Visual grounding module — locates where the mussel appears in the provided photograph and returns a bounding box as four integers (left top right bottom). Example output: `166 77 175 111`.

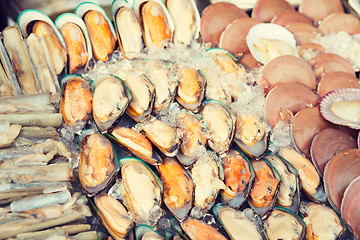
180 217 227 240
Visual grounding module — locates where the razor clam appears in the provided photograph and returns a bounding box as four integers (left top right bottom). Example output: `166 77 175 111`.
143 60 178 114
249 159 280 219
61 75 92 127
264 207 306 240
141 116 180 157
115 157 163 225
176 67 206 112
2 25 38 95
124 71 155 122
94 193 133 240
55 13 92 74
0 122 21 149
213 205 264 240
165 0 200 45
79 133 119 196
135 0 175 48
176 113 206 166
220 149 255 209
0 63 12 97
75 2 117 62
108 126 162 165
234 114 268 158
158 157 193 221
201 100 236 154
112 0 143 57
92 75 131 133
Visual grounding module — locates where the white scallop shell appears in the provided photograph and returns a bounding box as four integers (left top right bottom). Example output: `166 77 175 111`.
320 88 360 129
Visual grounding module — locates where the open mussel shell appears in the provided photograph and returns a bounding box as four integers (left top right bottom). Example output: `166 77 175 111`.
248 158 281 219
79 132 119 197
201 100 236 154
158 157 193 221
310 128 357 177
264 206 306 240
118 157 163 225
341 176 360 239
108 126 162 165
246 23 298 64
112 0 143 57
94 193 133 239
212 204 264 240
134 0 175 48
234 114 268 158
279 147 327 203
75 2 117 62
301 201 346 240
220 149 255 209
324 148 360 213
320 88 360 129
179 217 227 240
135 224 164 240
60 74 92 127
92 75 131 133
55 13 93 73
264 152 301 213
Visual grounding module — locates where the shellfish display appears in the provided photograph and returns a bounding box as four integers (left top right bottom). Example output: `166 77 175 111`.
1 0 360 239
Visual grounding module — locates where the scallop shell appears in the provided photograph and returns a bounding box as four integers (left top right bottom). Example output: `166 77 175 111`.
319 88 360 129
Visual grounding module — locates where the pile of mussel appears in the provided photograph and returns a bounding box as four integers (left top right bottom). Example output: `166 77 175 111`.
1 0 360 239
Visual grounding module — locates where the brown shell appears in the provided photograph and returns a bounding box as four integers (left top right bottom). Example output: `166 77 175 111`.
317 72 359 98
271 10 313 27
318 13 360 34
299 0 344 22
286 23 321 45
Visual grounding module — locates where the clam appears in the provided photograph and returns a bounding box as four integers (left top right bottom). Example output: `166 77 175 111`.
271 10 313 27
299 0 344 21
135 0 174 48
264 207 306 240
318 13 360 34
246 23 298 65
180 217 227 240
201 100 236 154
252 0 295 22
301 202 345 240
17 9 67 75
92 75 131 133
79 133 119 196
124 71 155 122
158 157 193 221
317 72 359 98
220 149 255 209
176 67 206 112
286 23 321 45
213 205 263 240
60 75 92 127
112 0 143 57
141 116 180 157
108 126 162 165
234 114 268 158
279 147 327 203
264 154 300 212
55 13 92 74
248 159 280 218
320 88 360 129
75 2 117 62
135 225 164 240
117 157 163 225
94 193 133 239
176 113 206 166
165 0 200 45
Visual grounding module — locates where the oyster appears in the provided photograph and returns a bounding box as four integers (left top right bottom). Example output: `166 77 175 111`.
112 0 143 57
92 75 131 133
201 100 236 154
61 75 92 126
264 207 306 240
76 2 117 62
118 158 163 225
94 193 133 239
158 157 193 221
180 217 227 240
56 13 92 74
79 133 119 196
176 67 206 112
109 126 162 165
220 149 254 209
301 202 344 240
141 116 180 157
176 113 206 166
